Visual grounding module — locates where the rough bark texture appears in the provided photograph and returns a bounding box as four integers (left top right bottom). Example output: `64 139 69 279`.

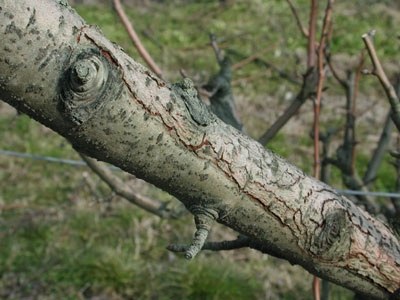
0 1 399 298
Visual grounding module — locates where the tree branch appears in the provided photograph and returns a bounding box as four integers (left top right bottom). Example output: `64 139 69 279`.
81 154 180 218
113 0 163 78
258 67 318 145
286 0 309 38
362 31 400 132
203 35 243 131
313 0 335 179
307 0 318 68
363 111 393 186
1 2 399 298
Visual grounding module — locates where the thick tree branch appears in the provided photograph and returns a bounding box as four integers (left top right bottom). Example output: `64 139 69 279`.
0 1 399 298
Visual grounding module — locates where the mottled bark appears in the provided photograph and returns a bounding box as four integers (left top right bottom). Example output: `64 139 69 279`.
0 1 399 299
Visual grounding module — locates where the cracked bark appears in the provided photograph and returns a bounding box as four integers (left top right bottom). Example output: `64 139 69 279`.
0 1 399 299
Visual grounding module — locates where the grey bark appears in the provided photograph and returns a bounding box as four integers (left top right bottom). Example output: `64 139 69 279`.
0 1 399 298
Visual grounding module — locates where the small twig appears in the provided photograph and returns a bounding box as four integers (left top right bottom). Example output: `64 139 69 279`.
325 50 348 89
113 0 163 78
362 31 400 131
204 35 243 131
286 0 309 38
226 48 302 85
209 33 224 64
231 48 270 71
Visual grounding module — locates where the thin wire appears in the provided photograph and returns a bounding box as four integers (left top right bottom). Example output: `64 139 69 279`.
1 149 400 198
0 149 120 171
337 189 400 199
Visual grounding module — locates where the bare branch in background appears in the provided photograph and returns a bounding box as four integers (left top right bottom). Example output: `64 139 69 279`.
258 67 318 145
362 31 400 131
80 154 181 219
364 111 393 186
313 0 335 179
319 128 339 184
257 0 321 146
286 0 309 38
227 48 302 85
231 48 270 71
328 66 379 213
325 52 348 88
307 0 318 69
203 35 243 131
113 0 163 78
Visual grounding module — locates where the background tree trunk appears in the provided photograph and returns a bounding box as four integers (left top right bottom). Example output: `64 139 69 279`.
0 1 399 298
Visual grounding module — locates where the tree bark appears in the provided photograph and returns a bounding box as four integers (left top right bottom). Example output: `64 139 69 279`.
0 1 399 298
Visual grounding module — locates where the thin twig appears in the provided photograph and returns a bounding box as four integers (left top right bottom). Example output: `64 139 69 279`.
226 48 302 85
362 31 400 131
81 154 177 218
231 48 270 71
325 51 348 88
113 0 163 78
286 0 309 38
204 35 243 131
209 33 224 64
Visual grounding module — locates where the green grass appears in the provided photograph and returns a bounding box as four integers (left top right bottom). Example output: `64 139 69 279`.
1 0 399 298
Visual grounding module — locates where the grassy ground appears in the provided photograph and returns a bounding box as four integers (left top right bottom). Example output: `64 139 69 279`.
1 0 400 299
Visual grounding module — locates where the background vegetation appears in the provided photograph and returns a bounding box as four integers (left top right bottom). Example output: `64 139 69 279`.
1 0 399 298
